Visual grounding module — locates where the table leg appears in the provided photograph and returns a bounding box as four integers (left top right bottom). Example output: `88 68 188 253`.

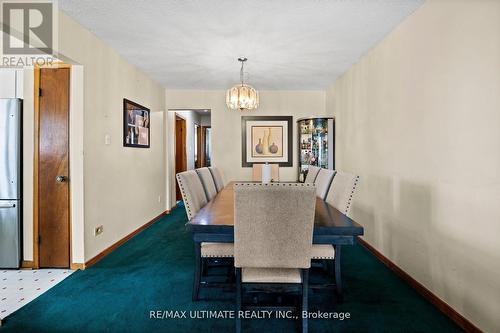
192 241 201 301
334 245 343 302
302 269 309 333
201 257 207 276
235 268 242 333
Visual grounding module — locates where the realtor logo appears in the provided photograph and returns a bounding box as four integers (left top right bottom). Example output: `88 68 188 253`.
2 1 53 55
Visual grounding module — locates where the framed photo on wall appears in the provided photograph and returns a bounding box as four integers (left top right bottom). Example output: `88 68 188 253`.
123 98 150 148
241 116 293 167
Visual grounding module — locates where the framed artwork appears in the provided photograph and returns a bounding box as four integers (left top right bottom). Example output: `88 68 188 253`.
123 98 150 148
241 116 293 167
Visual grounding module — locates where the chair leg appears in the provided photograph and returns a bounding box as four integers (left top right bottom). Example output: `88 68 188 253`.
192 242 201 301
235 268 242 333
334 245 343 303
302 269 309 333
201 258 207 276
322 259 328 272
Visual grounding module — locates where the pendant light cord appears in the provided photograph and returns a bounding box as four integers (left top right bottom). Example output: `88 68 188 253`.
240 60 244 86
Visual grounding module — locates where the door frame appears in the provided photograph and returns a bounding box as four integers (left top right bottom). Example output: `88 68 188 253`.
33 63 72 269
196 125 211 167
202 126 211 167
195 124 203 168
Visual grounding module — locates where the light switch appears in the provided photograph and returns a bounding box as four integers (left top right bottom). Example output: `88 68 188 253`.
104 134 111 145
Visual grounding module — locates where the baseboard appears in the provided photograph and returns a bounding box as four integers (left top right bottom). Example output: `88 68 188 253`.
22 260 84 270
21 260 35 269
357 237 482 333
85 210 170 269
70 263 85 270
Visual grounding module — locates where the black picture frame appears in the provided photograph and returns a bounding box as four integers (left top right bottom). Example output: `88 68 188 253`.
123 98 150 148
241 116 293 167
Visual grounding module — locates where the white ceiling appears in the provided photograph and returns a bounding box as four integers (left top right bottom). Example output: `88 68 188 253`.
59 0 424 90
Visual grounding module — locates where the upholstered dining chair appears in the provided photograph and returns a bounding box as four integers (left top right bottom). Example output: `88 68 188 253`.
234 183 316 333
252 163 280 182
314 168 336 200
208 166 225 192
312 171 360 301
176 170 234 301
196 167 218 201
304 165 320 183
309 168 337 276
176 170 207 220
325 171 360 217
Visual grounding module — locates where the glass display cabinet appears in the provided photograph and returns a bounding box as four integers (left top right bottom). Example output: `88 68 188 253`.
297 117 335 182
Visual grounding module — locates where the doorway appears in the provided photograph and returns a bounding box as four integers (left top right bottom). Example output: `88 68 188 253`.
196 125 211 168
170 109 211 203
175 115 187 200
35 67 71 268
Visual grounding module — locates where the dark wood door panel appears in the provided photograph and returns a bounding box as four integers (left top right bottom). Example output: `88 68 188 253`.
175 116 187 201
38 68 70 268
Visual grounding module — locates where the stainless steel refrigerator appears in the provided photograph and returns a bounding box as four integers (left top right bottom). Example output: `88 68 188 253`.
0 98 22 268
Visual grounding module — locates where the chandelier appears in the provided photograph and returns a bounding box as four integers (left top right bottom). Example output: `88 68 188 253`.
226 57 259 111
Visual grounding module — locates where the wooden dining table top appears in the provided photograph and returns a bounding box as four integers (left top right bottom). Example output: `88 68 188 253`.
186 182 364 237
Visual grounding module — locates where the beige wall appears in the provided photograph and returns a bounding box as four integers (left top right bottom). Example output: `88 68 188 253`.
326 0 500 331
16 12 166 264
58 12 167 261
165 90 326 208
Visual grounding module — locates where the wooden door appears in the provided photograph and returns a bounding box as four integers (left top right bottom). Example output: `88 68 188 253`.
38 68 70 268
175 116 187 200
196 125 204 168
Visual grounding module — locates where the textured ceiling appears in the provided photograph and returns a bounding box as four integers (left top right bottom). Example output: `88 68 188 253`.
59 0 423 90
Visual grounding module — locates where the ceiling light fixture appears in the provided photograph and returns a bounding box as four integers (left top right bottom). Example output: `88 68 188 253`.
226 57 259 111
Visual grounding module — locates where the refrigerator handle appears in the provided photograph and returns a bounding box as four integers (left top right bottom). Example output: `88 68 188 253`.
0 203 16 208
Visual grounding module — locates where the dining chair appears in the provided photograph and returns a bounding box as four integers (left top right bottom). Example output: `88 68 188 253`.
176 170 234 301
309 168 336 279
312 171 360 301
314 168 336 200
196 167 218 201
325 171 360 217
176 170 207 220
234 183 316 333
208 166 225 192
252 163 280 182
304 165 320 183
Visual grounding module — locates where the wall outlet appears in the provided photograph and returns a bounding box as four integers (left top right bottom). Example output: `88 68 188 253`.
94 225 103 236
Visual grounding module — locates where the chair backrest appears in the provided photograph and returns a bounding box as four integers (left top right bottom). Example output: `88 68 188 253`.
304 165 320 183
325 171 360 216
314 169 336 200
209 166 225 192
252 164 280 182
176 170 208 220
234 183 316 269
196 167 218 201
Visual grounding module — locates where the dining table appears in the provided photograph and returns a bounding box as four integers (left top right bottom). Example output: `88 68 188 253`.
185 181 364 300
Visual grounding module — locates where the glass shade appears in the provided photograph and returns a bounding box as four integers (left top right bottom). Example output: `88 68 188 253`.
226 84 259 111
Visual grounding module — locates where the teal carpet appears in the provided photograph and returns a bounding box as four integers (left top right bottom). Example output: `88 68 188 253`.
1 204 463 333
